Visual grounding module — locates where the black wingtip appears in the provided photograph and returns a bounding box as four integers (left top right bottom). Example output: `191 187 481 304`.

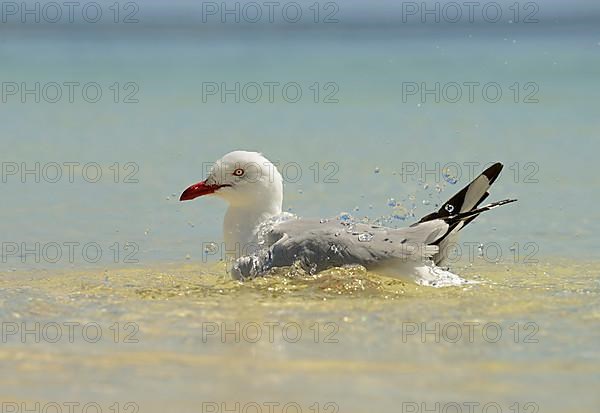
483 162 503 185
483 162 503 183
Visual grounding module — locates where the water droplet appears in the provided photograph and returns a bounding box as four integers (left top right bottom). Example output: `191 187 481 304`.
422 200 430 205
387 198 396 207
319 218 329 224
353 206 360 212
423 183 429 190
187 221 195 228
297 189 303 194
442 169 458 184
358 233 374 242
445 204 454 213
339 212 352 222
185 254 191 260
374 167 380 174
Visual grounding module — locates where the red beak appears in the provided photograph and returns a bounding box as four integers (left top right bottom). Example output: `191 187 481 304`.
180 180 228 201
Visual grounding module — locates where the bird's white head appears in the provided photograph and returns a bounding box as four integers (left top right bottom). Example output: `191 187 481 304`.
180 151 284 248
180 150 283 207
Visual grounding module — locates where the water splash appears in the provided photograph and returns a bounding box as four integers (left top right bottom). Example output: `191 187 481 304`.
442 169 459 184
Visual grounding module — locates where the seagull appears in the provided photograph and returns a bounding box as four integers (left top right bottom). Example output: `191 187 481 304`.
180 151 516 286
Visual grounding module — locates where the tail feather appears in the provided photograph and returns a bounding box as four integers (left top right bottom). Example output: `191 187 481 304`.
411 162 515 265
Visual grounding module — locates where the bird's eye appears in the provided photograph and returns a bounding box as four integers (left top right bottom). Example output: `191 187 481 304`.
233 168 245 177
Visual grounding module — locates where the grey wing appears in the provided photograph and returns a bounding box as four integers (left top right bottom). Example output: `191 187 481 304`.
231 218 449 280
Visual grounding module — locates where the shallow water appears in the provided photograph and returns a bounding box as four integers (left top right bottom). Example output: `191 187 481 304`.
1 259 598 412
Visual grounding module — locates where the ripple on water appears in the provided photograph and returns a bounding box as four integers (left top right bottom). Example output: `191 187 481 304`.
1 259 597 305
